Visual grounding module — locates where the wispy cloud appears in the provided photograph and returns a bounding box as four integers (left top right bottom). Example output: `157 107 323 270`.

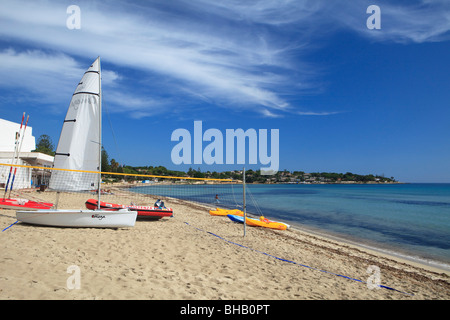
0 0 320 118
0 48 119 113
0 0 448 119
296 111 343 116
329 0 450 43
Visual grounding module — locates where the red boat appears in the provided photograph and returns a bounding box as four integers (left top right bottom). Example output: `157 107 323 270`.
85 199 173 219
0 198 53 210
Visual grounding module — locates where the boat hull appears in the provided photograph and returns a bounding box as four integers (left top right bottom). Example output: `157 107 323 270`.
245 217 288 230
0 198 53 210
227 214 245 223
227 214 288 230
85 199 173 219
209 207 243 216
16 209 137 228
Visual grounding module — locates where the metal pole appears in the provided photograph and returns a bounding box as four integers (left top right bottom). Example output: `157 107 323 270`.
3 113 25 200
243 167 246 237
8 115 29 198
55 191 60 209
97 57 102 210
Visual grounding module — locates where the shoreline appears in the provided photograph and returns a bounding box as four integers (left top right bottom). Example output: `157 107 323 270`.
23 185 450 275
127 186 450 275
233 208 450 276
166 197 450 278
123 184 450 275
285 221 450 276
154 184 450 275
1 190 449 300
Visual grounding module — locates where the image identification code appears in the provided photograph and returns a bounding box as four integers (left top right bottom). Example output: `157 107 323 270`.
180 304 270 317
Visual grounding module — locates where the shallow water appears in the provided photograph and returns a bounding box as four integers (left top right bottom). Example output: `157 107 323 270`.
131 183 450 269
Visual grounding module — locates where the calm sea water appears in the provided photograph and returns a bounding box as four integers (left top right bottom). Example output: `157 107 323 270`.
131 183 450 270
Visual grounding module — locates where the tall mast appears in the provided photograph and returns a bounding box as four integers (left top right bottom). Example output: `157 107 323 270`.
97 56 102 210
49 56 105 192
243 167 246 237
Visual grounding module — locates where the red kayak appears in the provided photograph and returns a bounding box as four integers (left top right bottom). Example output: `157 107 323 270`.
0 198 53 210
85 199 173 219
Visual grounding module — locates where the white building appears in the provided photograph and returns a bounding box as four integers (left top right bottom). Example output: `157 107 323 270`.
0 118 54 189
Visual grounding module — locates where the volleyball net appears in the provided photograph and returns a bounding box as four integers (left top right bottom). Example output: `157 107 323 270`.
0 162 262 214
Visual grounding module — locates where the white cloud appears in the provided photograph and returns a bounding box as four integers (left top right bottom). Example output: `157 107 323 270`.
0 0 448 119
0 48 120 113
179 0 325 26
0 0 312 118
0 49 82 103
296 111 342 116
328 0 450 43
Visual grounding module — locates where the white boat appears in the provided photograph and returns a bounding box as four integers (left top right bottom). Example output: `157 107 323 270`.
17 57 137 228
16 209 136 228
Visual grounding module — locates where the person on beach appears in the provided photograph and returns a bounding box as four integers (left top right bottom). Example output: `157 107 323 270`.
154 199 165 208
215 194 220 204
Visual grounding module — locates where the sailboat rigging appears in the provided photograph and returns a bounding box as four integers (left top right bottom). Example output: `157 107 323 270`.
16 57 137 228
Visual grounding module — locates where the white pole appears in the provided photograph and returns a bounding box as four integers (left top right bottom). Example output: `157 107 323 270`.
16 115 30 162
97 57 102 210
243 167 246 237
3 113 25 199
8 114 29 198
11 113 25 165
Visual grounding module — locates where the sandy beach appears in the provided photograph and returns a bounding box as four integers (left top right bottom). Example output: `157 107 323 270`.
1 190 449 301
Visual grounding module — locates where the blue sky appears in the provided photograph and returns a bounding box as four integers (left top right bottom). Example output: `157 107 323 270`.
0 0 449 182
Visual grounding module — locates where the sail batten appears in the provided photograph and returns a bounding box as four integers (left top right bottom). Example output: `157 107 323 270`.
73 92 100 96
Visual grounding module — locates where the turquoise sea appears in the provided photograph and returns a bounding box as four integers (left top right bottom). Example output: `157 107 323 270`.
131 183 450 270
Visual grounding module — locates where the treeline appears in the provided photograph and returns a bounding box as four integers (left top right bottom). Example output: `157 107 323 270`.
104 163 241 181
35 135 397 184
286 171 396 183
227 170 396 184
103 159 397 184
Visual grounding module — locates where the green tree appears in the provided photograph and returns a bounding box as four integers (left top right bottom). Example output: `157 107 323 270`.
110 159 119 172
193 167 205 178
33 134 55 156
101 147 111 172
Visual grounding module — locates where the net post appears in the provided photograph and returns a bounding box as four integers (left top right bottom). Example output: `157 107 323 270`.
243 167 246 237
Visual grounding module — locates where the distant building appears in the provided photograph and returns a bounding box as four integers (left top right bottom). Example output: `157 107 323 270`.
0 118 54 189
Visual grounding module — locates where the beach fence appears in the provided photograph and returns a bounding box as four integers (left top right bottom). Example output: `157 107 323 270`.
0 162 250 213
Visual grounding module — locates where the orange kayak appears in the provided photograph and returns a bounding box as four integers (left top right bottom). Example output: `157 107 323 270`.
245 216 288 230
209 207 244 216
227 214 288 230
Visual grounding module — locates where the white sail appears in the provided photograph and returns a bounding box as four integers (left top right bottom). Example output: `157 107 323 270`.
49 58 101 191
16 57 137 229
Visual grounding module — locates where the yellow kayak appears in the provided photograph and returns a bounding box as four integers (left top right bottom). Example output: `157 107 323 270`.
245 216 288 230
209 208 244 216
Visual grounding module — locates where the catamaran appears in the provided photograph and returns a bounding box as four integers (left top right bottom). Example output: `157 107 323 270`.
16 57 137 228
